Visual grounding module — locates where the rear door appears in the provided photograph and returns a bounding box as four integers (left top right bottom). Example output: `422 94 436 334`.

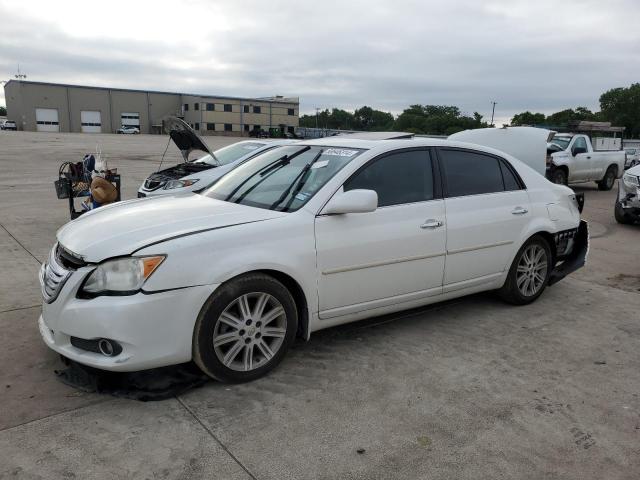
438 148 531 291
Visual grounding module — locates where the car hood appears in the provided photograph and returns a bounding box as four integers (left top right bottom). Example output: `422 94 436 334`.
165 116 213 162
626 164 640 176
57 194 286 262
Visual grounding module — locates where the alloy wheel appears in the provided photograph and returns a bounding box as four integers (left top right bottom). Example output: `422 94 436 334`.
516 244 548 297
212 292 287 372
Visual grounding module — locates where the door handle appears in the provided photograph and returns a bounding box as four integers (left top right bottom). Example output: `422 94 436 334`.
586 156 591 159
420 219 443 229
511 206 528 215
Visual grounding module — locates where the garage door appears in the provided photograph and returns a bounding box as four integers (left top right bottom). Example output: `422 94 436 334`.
121 112 140 127
35 108 59 132
81 111 102 133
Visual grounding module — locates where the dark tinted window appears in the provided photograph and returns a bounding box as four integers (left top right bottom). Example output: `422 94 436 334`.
344 150 433 207
574 136 587 151
243 105 249 113
183 104 189 111
288 108 295 116
224 123 232 131
253 106 261 114
224 104 232 112
194 103 199 111
207 123 215 131
206 103 214 111
194 122 200 130
440 149 504 197
499 160 521 191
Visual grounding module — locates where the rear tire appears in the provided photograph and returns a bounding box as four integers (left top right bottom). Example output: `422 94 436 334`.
597 166 616 191
499 236 552 305
614 201 631 224
193 273 297 383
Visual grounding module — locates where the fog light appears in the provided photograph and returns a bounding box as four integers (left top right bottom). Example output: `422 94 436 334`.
97 338 121 357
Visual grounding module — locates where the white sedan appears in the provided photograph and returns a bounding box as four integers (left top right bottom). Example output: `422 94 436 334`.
39 137 587 382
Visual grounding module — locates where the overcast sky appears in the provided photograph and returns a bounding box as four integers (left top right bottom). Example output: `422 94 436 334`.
1 0 638 125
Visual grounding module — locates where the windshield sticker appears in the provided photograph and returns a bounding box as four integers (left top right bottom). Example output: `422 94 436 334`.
295 192 310 201
324 148 358 157
311 160 330 169
243 145 260 150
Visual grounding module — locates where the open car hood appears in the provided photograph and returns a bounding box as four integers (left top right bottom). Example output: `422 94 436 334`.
164 116 213 162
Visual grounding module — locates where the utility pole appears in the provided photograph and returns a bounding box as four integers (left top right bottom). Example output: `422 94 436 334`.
490 101 497 127
315 107 320 131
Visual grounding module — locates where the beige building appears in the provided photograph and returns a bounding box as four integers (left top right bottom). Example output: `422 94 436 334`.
3 80 299 136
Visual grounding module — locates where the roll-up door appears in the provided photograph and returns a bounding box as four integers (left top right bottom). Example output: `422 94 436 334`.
121 112 140 127
35 108 59 132
81 111 102 133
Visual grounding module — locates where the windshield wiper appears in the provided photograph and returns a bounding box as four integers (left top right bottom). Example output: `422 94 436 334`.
259 146 310 177
270 149 324 211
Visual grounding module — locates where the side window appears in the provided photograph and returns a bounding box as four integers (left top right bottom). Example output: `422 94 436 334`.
573 136 587 152
344 150 434 207
499 160 522 191
440 149 504 197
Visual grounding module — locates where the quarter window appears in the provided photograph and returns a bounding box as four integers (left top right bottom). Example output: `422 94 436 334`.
440 149 505 197
499 160 522 191
344 150 434 207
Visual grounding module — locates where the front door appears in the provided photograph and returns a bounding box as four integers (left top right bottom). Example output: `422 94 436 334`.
315 149 446 319
438 148 532 290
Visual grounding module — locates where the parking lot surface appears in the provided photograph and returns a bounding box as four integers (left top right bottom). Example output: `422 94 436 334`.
0 131 638 479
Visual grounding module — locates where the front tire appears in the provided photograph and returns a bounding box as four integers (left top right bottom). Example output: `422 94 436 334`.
597 166 616 191
614 201 631 224
499 236 552 305
551 168 567 185
193 273 297 383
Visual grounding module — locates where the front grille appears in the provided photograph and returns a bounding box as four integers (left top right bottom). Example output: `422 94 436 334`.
40 244 73 303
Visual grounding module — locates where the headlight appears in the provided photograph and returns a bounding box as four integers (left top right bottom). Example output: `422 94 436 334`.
82 256 165 295
622 173 639 189
164 179 199 190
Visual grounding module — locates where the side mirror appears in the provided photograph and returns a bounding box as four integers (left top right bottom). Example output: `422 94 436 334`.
322 189 378 215
572 146 587 156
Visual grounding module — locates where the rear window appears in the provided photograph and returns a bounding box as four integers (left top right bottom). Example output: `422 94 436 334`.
440 149 505 197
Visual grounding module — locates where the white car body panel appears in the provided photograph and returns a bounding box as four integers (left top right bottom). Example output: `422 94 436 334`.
449 126 553 176
40 136 583 372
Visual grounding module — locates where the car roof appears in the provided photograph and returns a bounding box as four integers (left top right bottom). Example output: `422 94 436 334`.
296 136 451 149
335 131 414 140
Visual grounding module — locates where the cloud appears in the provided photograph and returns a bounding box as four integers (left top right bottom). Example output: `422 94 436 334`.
1 0 639 125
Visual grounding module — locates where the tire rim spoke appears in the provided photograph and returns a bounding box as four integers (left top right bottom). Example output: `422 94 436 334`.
213 291 287 372
516 244 547 297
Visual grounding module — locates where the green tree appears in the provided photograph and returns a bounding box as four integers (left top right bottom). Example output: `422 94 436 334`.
545 107 598 126
511 111 546 126
600 83 640 137
0 106 6 116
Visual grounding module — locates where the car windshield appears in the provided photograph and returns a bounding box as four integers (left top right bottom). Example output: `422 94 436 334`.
197 142 266 166
204 145 365 211
549 136 571 149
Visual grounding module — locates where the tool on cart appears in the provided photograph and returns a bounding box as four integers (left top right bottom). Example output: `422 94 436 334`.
54 150 121 219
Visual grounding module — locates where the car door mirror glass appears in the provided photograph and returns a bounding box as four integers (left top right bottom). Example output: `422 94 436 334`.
322 189 378 215
572 146 587 156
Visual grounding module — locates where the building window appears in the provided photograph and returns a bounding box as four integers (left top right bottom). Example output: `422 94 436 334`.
224 123 232 132
194 103 199 111
253 106 261 114
207 123 215 131
184 103 189 111
194 123 200 130
243 124 250 132
288 108 295 116
206 103 215 111
243 105 249 113
224 104 232 112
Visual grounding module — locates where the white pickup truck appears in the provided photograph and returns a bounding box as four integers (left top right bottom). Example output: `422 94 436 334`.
546 133 625 190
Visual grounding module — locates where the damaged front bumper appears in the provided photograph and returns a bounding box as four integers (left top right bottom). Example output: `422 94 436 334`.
548 220 589 286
